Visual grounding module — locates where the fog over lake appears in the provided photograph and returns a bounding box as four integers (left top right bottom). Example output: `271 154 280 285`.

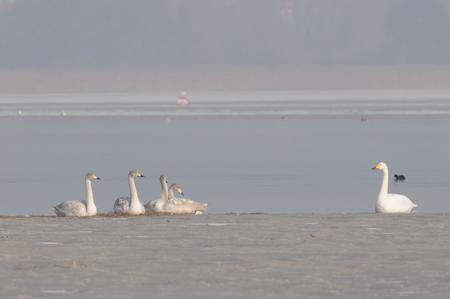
1 0 450 68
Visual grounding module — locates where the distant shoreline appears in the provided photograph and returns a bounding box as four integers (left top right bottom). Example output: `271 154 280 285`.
0 90 450 118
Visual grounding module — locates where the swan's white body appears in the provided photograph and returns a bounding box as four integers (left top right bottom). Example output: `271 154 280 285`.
373 162 417 214
114 170 145 215
168 188 208 215
144 185 185 212
54 173 100 217
145 177 208 214
168 198 208 215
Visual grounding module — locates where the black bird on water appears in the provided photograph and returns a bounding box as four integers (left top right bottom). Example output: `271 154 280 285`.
394 174 406 182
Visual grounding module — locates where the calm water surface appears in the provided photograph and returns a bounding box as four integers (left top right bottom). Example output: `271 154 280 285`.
0 117 449 215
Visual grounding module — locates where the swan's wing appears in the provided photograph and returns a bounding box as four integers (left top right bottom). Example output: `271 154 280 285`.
166 198 208 214
171 197 195 205
174 197 208 210
388 193 415 205
114 197 130 213
54 200 86 217
386 193 417 212
171 198 191 205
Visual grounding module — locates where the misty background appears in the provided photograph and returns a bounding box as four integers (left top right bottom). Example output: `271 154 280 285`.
1 1 450 215
1 0 450 92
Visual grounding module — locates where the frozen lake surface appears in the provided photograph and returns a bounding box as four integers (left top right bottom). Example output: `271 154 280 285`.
1 214 450 298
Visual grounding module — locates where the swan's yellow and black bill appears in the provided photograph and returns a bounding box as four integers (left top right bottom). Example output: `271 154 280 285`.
372 163 383 170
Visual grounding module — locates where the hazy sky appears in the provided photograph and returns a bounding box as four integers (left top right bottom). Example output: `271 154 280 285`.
1 0 450 69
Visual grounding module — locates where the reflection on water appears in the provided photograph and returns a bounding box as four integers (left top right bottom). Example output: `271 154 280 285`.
0 117 449 215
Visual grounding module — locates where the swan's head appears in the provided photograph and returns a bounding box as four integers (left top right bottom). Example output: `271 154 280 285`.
129 170 145 178
86 172 101 181
169 183 184 196
372 162 387 171
160 175 169 185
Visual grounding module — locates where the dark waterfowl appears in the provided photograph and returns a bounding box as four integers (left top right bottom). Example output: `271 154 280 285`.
394 174 406 182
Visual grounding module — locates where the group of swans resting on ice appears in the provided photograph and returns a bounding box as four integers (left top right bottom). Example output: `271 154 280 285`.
53 170 208 217
53 161 417 217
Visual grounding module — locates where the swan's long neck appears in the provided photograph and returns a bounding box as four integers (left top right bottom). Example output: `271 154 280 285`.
85 179 96 213
168 189 176 200
129 175 139 205
379 167 389 198
161 180 169 202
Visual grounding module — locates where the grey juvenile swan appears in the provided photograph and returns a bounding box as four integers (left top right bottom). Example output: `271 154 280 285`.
114 170 146 215
53 173 101 217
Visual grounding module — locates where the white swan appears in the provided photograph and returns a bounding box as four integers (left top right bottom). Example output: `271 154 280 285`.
144 175 170 213
144 182 181 211
54 173 100 217
145 175 208 214
168 183 208 215
113 170 145 215
372 162 417 213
